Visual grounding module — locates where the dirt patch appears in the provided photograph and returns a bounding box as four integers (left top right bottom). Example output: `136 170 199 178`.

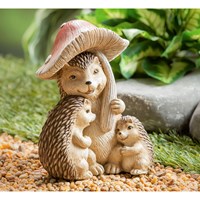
0 133 199 191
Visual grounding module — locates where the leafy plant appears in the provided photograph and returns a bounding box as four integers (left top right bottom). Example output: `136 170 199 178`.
22 9 81 65
23 9 200 83
78 9 200 83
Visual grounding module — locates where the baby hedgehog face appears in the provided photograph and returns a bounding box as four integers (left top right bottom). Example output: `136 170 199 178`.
116 116 140 145
75 99 96 128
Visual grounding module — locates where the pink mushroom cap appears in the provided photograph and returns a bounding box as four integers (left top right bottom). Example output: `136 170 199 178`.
36 19 129 79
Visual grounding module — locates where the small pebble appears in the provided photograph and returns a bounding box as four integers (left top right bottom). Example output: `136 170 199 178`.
151 176 158 184
19 173 28 179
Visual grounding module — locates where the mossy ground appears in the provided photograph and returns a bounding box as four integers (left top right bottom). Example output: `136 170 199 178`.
0 55 199 174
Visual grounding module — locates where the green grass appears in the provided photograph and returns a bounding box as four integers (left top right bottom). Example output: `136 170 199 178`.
149 131 200 174
0 55 59 142
0 56 200 174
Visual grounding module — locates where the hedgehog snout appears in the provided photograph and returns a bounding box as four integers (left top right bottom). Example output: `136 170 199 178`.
90 113 96 122
85 81 92 85
117 131 128 141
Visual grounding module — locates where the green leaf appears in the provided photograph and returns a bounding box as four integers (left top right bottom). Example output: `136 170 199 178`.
128 9 166 36
122 28 160 42
120 41 162 79
122 29 143 41
181 9 200 31
102 18 126 26
77 10 99 26
165 9 179 34
182 29 200 42
110 56 123 79
128 21 157 35
109 22 134 36
162 34 183 58
170 61 195 82
179 9 190 22
142 58 194 84
95 9 128 25
79 9 133 36
142 58 169 83
120 59 139 79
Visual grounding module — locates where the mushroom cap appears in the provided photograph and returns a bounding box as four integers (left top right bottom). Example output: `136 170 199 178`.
36 19 129 79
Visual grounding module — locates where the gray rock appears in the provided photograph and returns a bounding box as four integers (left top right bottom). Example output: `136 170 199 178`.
116 70 200 134
189 102 200 141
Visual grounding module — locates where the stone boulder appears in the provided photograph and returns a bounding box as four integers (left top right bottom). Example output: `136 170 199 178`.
116 70 200 134
189 102 200 141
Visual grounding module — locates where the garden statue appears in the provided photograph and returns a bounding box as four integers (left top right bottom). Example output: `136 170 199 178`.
105 115 154 175
37 19 153 180
39 96 99 180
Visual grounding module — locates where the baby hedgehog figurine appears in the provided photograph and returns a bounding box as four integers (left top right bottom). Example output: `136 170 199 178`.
38 96 96 180
105 115 154 175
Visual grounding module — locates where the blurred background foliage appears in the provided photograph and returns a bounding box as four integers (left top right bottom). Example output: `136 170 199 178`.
22 9 200 84
22 9 81 65
0 9 36 57
1 9 200 83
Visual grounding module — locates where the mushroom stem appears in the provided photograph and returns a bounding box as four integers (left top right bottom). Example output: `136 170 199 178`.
95 51 117 133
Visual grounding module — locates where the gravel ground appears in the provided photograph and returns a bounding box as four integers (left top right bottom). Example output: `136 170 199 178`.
0 133 199 192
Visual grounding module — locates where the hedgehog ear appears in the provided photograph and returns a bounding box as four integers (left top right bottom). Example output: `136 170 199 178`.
127 118 133 123
84 99 91 106
93 56 100 65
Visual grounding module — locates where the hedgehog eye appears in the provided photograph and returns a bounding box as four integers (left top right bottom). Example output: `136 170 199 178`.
86 109 90 113
127 126 133 130
93 69 99 74
69 75 76 80
116 128 120 133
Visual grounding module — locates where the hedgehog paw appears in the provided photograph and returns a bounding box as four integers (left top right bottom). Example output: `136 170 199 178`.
104 163 121 174
83 171 93 179
90 163 104 176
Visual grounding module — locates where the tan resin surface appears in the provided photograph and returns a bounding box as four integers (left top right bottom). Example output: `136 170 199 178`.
39 96 105 180
105 116 154 175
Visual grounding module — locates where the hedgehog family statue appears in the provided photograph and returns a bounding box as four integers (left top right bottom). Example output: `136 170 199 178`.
36 19 153 180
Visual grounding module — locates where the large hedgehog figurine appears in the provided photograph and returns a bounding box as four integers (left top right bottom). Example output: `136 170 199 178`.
105 115 154 175
38 96 97 180
36 20 129 172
